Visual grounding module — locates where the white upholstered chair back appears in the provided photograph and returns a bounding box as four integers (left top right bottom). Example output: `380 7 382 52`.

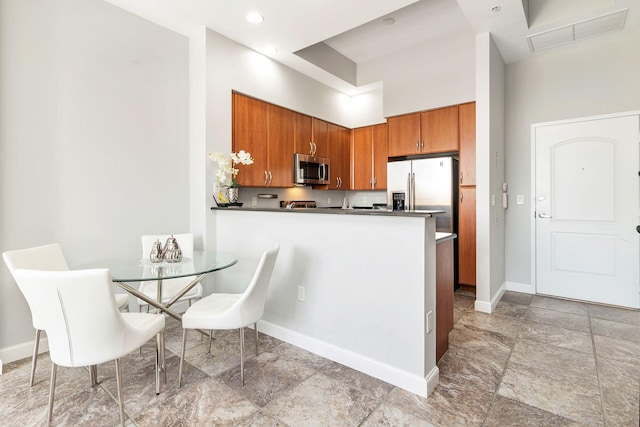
3 243 69 330
12 268 131 367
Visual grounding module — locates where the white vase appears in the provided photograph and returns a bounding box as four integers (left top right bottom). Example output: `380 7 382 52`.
227 187 239 203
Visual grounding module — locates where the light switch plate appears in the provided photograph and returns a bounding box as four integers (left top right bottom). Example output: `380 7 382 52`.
517 195 524 205
426 311 433 333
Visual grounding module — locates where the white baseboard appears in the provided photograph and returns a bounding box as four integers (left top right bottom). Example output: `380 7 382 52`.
0 336 49 368
474 282 507 313
258 320 438 398
506 281 535 294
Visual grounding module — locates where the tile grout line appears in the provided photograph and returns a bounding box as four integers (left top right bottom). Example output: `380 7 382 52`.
478 301 529 427
588 310 608 427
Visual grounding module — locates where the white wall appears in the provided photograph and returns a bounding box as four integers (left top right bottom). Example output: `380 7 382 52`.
214 210 438 396
475 33 506 313
0 0 189 359
504 28 640 288
358 26 476 118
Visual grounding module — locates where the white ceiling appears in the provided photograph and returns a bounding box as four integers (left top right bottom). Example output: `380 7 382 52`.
102 0 640 95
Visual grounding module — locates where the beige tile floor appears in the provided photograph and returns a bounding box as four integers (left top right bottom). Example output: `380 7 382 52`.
1 291 638 426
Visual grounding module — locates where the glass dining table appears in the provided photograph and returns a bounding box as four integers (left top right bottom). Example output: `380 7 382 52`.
79 251 238 321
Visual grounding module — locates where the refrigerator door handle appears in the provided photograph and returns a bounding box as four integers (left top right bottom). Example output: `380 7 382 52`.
411 172 416 210
406 173 412 210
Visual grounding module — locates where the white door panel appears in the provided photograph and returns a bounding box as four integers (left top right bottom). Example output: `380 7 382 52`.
535 115 639 308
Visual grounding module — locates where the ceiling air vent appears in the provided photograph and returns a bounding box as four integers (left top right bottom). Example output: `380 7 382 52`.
527 8 628 52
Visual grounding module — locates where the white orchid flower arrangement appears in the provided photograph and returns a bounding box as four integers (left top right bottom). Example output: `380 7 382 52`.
208 150 254 188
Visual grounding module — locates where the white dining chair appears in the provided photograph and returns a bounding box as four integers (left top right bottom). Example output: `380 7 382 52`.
138 233 202 311
2 243 129 387
178 244 279 387
12 268 165 427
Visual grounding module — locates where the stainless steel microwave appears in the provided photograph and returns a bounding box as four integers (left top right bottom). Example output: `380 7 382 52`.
294 153 330 185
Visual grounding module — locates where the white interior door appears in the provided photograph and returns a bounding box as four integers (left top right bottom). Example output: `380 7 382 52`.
535 115 639 308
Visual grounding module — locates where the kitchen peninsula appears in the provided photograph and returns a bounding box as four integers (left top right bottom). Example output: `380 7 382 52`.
211 207 440 397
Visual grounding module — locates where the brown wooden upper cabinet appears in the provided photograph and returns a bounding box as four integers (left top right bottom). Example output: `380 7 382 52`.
458 102 476 186
232 93 293 188
351 123 388 190
311 117 329 157
266 104 294 187
328 123 350 189
232 93 268 187
295 116 329 157
293 112 312 156
388 105 459 157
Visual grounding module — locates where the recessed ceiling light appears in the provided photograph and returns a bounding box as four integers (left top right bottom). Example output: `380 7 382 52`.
382 17 395 25
246 12 264 24
491 5 501 13
264 46 278 55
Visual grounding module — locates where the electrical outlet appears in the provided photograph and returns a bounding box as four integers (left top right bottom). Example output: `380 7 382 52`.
426 311 433 333
516 195 524 205
297 286 305 302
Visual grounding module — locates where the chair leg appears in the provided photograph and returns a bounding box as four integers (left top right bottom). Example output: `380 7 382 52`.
155 332 161 395
30 329 41 387
160 330 166 385
254 322 259 355
115 358 125 426
178 329 187 388
239 328 245 386
89 365 97 388
46 363 57 427
207 329 213 354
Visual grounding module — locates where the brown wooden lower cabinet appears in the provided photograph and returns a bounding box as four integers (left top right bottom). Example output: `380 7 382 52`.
436 238 454 362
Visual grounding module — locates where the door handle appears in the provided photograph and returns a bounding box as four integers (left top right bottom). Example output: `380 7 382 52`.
411 173 416 210
268 171 273 185
538 213 552 218
264 170 268 185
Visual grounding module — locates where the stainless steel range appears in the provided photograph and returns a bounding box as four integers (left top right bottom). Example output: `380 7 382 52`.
279 200 317 209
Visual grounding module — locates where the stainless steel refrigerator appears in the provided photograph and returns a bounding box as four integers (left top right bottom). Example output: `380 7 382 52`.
386 156 458 233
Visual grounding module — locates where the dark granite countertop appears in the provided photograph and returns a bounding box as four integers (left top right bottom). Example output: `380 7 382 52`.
210 206 444 217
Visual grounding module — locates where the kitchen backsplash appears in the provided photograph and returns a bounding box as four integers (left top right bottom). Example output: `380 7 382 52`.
225 187 386 209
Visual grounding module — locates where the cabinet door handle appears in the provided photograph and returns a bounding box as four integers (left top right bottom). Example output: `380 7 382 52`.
460 172 463 184
460 193 463 203
309 141 313 155
538 213 552 218
264 170 268 185
421 140 424 151
415 141 419 151
313 142 317 155
268 171 273 185
339 177 342 188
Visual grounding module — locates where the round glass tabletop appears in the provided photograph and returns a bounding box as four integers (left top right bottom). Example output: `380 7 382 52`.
78 251 238 282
